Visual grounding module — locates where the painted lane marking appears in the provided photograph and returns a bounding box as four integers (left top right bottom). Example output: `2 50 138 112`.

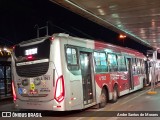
75 87 157 120
75 117 84 120
105 89 151 111
120 90 150 105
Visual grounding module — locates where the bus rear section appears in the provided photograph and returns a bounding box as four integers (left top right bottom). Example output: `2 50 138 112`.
12 36 66 111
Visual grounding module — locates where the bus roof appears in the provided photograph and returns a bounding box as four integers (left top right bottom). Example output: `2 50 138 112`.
53 33 145 58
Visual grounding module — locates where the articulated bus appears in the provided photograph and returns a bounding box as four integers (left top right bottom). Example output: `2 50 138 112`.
11 33 146 111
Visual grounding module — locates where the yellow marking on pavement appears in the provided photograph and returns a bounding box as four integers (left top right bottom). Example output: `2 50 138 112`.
88 118 94 120
147 91 157 95
104 89 151 111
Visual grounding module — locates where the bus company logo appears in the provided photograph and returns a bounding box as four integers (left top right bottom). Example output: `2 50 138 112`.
1 112 42 117
2 112 11 117
121 75 127 80
99 76 106 81
110 74 119 80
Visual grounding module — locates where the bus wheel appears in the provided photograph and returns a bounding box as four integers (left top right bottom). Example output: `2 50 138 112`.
112 86 118 103
99 88 107 108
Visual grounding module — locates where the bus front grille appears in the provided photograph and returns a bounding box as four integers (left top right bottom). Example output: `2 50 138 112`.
16 62 49 77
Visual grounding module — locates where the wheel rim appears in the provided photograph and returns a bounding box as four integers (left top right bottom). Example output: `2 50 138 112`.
113 88 117 101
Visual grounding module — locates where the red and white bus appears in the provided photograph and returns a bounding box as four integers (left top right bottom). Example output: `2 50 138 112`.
11 33 146 111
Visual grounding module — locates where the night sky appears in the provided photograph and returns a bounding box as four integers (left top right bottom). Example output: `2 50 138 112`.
0 0 152 54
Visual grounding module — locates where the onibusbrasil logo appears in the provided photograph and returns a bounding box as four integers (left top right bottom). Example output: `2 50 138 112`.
1 112 42 117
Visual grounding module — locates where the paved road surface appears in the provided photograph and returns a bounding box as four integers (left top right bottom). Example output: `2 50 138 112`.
1 85 160 120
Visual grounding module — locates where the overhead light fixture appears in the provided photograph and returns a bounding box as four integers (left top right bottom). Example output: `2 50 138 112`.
0 46 12 56
98 9 105 15
3 47 7 51
119 34 126 39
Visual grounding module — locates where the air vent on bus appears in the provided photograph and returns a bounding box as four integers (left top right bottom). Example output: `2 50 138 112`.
16 62 49 77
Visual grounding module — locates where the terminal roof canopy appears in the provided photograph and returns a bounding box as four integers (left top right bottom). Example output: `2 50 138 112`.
51 0 160 49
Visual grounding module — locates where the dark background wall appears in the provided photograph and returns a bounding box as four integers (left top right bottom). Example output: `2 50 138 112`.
0 0 152 54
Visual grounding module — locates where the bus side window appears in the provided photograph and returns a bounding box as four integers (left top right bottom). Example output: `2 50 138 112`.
137 59 141 74
132 58 137 75
66 47 79 71
94 52 108 73
108 54 118 72
117 55 127 71
141 59 145 74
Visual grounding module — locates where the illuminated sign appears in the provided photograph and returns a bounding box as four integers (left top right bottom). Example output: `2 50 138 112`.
25 48 37 55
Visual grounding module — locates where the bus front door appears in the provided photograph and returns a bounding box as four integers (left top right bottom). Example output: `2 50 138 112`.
127 58 134 90
80 52 94 106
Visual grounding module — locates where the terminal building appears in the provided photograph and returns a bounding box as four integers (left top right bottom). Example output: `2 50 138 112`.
0 46 12 100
